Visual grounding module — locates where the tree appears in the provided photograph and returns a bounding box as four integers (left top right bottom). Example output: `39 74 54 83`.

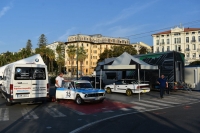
38 34 47 48
77 46 87 76
139 46 147 54
26 39 33 56
56 43 65 73
66 45 76 77
98 45 137 63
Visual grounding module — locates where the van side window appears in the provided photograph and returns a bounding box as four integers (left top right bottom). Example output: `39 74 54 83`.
14 67 46 80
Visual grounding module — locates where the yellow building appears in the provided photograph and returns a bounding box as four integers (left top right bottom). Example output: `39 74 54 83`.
65 34 130 75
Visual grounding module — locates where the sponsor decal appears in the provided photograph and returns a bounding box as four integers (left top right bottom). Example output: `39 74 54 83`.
14 87 31 90
17 90 29 92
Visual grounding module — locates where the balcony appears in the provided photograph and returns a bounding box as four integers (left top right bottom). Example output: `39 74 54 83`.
191 40 196 43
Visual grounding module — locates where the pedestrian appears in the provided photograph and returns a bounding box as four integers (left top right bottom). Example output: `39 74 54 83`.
157 74 168 99
53 72 70 102
55 72 69 88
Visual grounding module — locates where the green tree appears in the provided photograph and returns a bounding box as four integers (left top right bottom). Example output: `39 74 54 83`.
77 46 87 76
26 39 33 56
66 45 76 77
139 46 147 54
38 34 47 48
56 43 65 73
98 45 137 63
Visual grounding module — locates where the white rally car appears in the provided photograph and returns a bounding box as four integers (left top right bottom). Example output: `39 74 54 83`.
105 79 150 96
56 80 106 104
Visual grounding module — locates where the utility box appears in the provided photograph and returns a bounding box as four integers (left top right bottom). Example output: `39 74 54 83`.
185 66 200 90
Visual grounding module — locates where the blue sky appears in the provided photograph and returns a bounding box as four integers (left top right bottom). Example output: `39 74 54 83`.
0 0 200 53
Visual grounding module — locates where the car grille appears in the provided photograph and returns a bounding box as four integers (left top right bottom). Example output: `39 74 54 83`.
86 93 104 97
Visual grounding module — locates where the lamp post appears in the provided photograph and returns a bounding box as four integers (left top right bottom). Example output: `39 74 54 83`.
76 34 79 80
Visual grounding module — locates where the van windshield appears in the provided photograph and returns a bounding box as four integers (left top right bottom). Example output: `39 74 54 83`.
14 67 46 80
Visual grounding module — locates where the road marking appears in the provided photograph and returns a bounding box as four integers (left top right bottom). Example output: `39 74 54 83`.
21 107 38 119
0 108 9 121
120 108 132 111
130 101 159 108
45 106 66 117
152 99 180 104
103 110 114 113
140 100 172 107
131 106 146 110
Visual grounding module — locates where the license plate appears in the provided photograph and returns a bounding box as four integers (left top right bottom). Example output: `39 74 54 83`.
95 97 100 100
17 94 29 97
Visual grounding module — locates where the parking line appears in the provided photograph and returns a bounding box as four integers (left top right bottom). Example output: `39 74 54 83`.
0 108 9 121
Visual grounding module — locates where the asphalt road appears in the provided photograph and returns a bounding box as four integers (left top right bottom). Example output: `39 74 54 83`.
0 90 200 133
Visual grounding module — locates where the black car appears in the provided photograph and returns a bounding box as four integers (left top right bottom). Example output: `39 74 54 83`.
78 76 104 88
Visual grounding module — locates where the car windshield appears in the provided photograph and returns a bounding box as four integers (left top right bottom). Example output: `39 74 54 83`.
75 83 93 89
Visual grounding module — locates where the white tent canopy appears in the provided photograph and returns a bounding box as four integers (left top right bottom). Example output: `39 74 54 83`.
103 52 158 70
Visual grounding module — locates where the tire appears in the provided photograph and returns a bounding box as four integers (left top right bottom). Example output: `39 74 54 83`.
126 89 132 96
75 96 83 105
106 87 112 94
99 99 104 103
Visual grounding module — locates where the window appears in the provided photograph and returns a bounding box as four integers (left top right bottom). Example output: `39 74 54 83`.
186 37 189 43
187 54 189 57
14 67 46 80
193 44 196 50
167 46 170 51
156 40 159 45
186 45 189 51
199 36 200 42
156 47 159 52
93 50 97 53
167 39 170 44
193 53 196 58
161 39 164 44
178 45 181 51
192 36 195 42
186 32 189 35
162 46 164 52
192 32 195 34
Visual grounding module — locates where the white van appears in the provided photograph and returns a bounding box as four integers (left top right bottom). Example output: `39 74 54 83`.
0 63 49 105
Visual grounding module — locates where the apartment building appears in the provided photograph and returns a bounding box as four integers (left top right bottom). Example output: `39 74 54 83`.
131 42 152 54
46 41 65 60
65 34 130 75
152 26 200 65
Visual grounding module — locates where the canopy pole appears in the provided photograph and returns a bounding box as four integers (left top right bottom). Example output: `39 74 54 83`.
138 65 140 101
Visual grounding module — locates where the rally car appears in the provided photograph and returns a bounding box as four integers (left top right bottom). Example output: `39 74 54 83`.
55 80 106 104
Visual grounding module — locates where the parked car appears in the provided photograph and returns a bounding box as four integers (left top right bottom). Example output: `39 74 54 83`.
104 79 150 96
79 76 104 88
55 80 106 104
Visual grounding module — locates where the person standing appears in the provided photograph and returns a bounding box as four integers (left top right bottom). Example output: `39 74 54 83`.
157 74 168 98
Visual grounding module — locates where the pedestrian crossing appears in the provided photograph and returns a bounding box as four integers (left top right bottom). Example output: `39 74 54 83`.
0 93 200 121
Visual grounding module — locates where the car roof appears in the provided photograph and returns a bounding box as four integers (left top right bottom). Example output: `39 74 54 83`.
71 80 91 83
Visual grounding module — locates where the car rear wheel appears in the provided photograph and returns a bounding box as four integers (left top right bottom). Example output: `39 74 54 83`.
126 89 132 96
106 87 112 94
75 96 83 105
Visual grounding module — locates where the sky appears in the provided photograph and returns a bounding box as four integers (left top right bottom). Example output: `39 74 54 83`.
0 0 200 53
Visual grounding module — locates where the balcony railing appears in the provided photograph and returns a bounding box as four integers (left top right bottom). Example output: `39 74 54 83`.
191 40 196 43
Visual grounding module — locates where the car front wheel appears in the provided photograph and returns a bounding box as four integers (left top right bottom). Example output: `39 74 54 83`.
75 96 83 105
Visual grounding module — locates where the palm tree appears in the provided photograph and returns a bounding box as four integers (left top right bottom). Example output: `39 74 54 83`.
56 43 65 72
47 49 55 75
66 45 76 78
77 46 87 76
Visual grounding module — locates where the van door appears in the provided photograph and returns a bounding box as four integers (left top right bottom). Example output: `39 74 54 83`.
31 64 47 98
13 65 32 99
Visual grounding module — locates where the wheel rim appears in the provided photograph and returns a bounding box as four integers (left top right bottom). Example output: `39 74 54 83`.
126 90 132 96
76 97 82 104
106 88 111 93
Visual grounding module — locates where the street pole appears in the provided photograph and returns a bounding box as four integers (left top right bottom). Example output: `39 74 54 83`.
76 35 79 80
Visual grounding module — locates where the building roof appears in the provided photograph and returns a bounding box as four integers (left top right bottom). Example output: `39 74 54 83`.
152 28 200 35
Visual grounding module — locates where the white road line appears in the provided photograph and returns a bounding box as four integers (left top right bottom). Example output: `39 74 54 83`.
140 100 172 107
151 99 180 104
21 107 38 119
130 101 159 108
45 106 66 117
131 106 146 110
0 108 9 121
120 108 132 111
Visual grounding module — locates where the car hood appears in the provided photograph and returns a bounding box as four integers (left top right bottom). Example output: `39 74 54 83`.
76 88 105 93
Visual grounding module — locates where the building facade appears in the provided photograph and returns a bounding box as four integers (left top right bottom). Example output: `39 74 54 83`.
65 34 130 75
46 41 65 60
131 42 152 54
152 27 200 65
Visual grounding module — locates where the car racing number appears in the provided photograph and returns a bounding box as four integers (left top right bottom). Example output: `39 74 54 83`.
66 90 71 97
